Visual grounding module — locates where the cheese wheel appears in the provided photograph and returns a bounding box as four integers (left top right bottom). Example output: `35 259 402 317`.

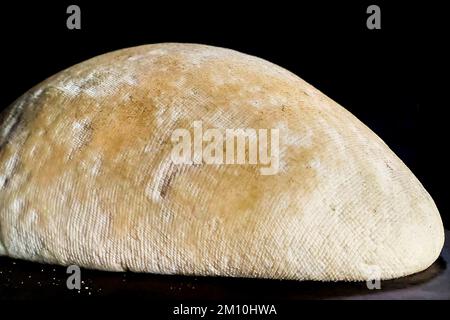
0 43 444 280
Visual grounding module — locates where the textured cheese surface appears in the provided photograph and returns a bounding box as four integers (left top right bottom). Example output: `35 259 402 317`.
0 43 444 280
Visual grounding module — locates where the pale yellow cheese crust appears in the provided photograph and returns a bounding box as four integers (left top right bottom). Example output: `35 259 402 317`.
0 43 444 280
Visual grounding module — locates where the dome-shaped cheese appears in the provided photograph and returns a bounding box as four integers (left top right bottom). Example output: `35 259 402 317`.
0 43 444 280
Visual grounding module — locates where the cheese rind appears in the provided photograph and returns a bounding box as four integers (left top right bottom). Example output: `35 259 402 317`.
0 43 444 280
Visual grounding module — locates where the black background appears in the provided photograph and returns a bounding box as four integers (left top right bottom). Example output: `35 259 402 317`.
0 0 448 228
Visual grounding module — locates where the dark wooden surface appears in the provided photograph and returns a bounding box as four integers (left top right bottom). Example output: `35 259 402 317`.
0 230 448 300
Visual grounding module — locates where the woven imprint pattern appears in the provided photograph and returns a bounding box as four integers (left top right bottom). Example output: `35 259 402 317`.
0 44 444 281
